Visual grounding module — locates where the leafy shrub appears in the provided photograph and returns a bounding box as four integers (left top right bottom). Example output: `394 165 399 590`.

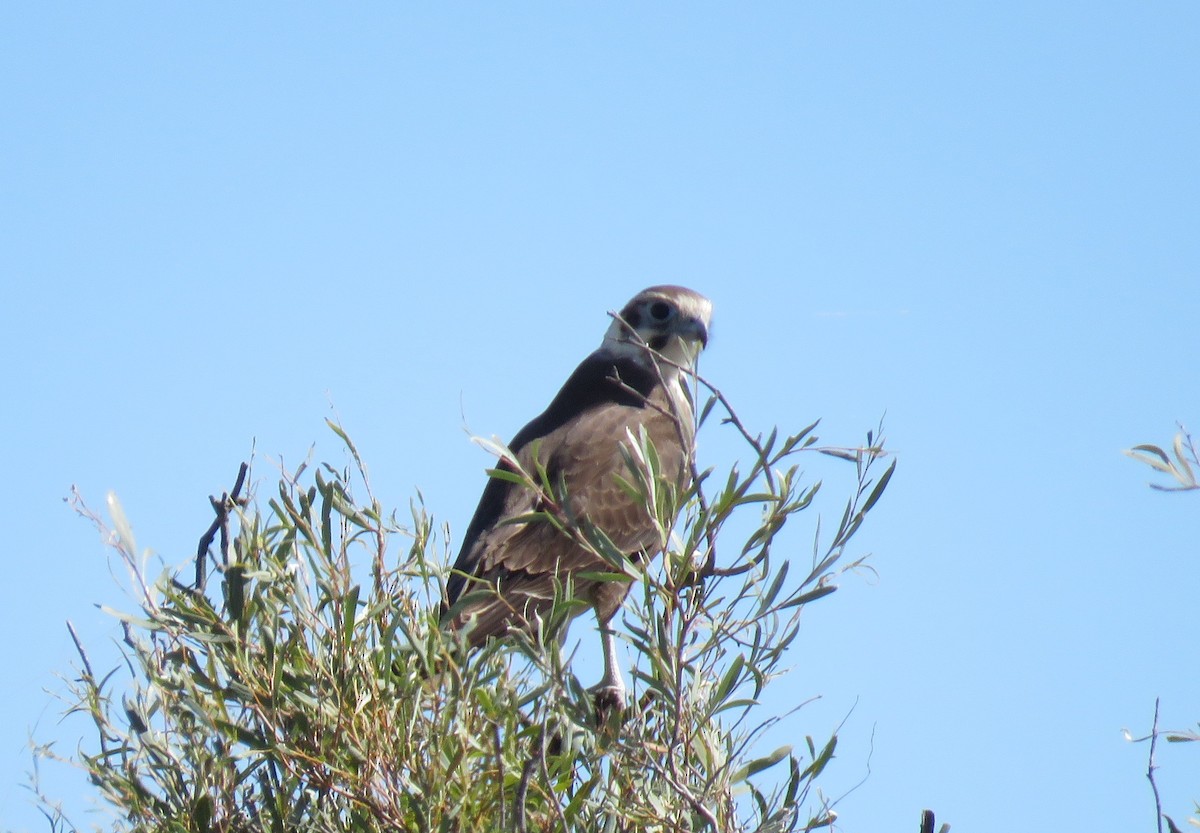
36 391 892 833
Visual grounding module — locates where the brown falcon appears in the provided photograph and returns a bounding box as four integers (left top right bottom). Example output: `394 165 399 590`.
441 285 712 708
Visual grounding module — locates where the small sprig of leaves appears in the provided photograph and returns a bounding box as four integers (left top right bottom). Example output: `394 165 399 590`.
1126 425 1199 491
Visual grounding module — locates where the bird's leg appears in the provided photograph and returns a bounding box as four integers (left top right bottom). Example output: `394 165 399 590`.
589 611 627 723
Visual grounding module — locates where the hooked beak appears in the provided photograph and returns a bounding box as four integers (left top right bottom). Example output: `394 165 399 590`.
683 316 709 350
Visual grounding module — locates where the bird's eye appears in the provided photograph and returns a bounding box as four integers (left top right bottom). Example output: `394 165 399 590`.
649 301 672 320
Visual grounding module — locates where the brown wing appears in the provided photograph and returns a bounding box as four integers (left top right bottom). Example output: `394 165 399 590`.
443 353 693 644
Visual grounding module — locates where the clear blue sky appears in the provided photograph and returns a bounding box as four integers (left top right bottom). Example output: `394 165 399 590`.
3 4 1198 831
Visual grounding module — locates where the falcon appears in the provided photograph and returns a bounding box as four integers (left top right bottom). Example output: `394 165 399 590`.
442 285 712 709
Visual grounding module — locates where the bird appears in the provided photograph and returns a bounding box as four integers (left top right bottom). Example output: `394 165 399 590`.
441 285 712 711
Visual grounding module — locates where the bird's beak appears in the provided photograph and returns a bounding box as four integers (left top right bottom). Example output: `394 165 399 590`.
682 317 709 350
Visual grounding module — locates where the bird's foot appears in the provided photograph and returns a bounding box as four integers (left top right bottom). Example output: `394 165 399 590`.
589 683 627 728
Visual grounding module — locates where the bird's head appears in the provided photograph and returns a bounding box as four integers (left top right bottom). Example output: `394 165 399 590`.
602 285 712 372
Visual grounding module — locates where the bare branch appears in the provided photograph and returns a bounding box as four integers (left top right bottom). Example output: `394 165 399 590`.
1149 698 1165 833
193 462 250 591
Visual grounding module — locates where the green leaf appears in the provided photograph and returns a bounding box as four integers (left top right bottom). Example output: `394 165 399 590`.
342 584 360 646
756 561 789 616
801 735 837 778
712 653 745 706
1128 443 1171 464
575 570 634 584
861 457 896 515
713 697 760 715
732 745 792 783
1173 433 1196 484
483 466 526 486
779 583 838 609
104 491 137 555
1125 447 1175 474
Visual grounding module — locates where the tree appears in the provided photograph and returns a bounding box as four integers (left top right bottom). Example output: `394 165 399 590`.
33 384 893 833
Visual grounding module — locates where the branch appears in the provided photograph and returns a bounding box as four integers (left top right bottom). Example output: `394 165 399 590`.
192 463 250 591
66 620 110 758
1149 698 1165 833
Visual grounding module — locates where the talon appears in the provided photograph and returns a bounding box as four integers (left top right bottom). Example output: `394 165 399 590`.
590 683 627 726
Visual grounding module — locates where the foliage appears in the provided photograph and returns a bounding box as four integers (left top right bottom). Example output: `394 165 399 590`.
1126 425 1199 491
34 388 892 833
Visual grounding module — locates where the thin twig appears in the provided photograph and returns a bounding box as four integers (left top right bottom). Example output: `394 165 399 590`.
66 620 108 757
661 754 721 831
537 725 570 833
493 722 506 831
194 462 249 590
1149 697 1164 833
514 754 536 833
65 620 94 681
